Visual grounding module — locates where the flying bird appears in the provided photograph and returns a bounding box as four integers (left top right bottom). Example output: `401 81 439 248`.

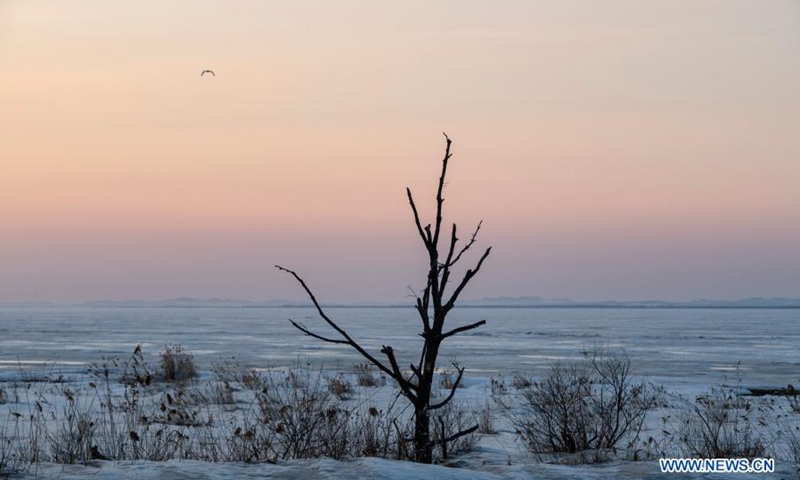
200 69 215 77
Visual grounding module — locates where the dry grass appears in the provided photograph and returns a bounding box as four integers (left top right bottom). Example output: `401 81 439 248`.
675 386 767 458
326 375 353 400
0 347 440 474
212 359 262 391
476 400 495 435
159 344 198 382
354 363 379 387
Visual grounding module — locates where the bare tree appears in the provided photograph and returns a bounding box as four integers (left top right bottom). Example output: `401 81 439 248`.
276 134 491 463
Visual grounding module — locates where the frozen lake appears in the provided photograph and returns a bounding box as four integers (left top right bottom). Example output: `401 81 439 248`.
1 306 797 391
2 306 799 479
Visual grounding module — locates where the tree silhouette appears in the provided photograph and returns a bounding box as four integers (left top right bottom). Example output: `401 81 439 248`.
276 134 491 463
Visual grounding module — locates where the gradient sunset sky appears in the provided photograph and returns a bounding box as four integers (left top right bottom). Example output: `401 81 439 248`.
1 1 799 303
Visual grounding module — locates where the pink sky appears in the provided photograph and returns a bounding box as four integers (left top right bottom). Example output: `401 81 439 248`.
1 1 799 302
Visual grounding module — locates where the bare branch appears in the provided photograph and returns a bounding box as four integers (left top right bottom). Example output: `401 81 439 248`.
439 424 479 445
275 265 399 381
409 283 431 333
406 188 429 247
440 319 486 340
437 223 458 297
406 285 420 300
428 366 464 410
289 320 349 345
449 221 482 268
432 133 453 249
416 342 428 386
439 221 484 300
444 246 492 311
419 281 432 332
441 223 458 272
415 301 431 334
381 346 419 403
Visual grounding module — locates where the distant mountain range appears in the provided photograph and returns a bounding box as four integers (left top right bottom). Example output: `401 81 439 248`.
79 297 312 308
458 296 800 308
2 296 800 308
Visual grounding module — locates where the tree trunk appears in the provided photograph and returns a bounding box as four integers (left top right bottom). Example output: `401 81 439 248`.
413 406 432 463
413 336 442 462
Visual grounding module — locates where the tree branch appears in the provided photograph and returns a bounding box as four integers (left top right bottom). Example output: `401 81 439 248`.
409 363 421 379
437 223 458 297
289 320 349 344
275 265 399 382
432 132 452 250
449 221 482 268
406 188 429 248
381 345 419 399
442 223 458 271
409 284 431 333
438 424 479 445
428 366 464 410
444 246 492 311
440 319 487 340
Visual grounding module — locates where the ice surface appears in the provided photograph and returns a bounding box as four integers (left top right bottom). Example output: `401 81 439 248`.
1 306 798 479
1 306 797 392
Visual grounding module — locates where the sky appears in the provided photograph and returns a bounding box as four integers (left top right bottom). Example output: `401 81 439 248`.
1 0 799 303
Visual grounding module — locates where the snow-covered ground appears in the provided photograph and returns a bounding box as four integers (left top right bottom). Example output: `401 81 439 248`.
23 456 794 480
1 306 798 478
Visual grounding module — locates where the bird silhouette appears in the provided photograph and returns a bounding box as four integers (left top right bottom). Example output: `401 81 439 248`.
201 69 215 77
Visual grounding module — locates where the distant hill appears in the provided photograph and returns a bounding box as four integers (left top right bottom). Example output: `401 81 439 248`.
2 296 799 309
460 296 800 308
678 297 800 308
79 298 311 308
97 296 800 308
